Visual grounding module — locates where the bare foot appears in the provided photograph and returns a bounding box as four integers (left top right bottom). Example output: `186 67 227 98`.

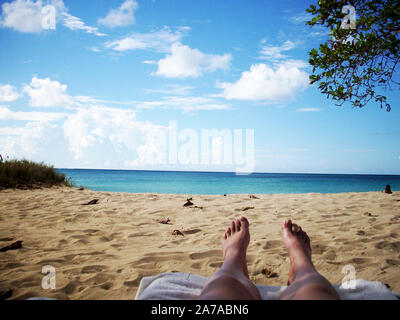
222 217 250 278
282 220 313 285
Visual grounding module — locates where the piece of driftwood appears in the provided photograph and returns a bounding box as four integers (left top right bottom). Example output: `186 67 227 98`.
0 240 23 252
157 218 171 224
82 199 99 205
172 230 184 236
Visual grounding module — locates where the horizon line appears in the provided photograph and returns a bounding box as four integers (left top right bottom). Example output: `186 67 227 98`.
56 168 400 176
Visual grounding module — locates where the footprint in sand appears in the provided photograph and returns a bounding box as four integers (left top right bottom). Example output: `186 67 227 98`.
262 240 281 250
38 258 66 265
73 239 89 245
99 232 121 242
189 250 220 260
209 262 223 268
184 228 201 235
348 257 371 265
386 259 400 266
311 244 328 255
86 273 115 290
190 262 202 269
4 262 24 268
61 281 80 295
375 241 400 252
123 275 142 287
81 265 106 273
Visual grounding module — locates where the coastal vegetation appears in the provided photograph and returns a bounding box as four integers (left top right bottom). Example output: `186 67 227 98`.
0 158 72 189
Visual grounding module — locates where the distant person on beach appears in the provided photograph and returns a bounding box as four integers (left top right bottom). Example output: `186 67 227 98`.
383 185 392 194
198 217 340 300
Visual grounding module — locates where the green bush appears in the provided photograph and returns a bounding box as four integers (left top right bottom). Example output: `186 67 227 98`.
0 159 73 189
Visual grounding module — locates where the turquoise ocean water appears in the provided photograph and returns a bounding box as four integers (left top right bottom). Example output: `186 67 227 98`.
58 169 400 195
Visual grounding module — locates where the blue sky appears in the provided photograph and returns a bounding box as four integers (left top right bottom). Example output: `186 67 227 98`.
0 0 399 174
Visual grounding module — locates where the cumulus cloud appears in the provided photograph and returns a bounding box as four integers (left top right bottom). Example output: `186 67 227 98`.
154 42 231 78
0 0 105 36
63 106 168 166
0 105 67 120
0 104 171 167
105 27 189 52
23 76 71 107
217 61 309 101
0 121 56 157
0 84 20 102
98 0 137 28
1 76 232 167
0 0 61 33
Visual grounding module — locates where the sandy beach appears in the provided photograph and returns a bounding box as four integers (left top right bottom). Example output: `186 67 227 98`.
0 187 399 299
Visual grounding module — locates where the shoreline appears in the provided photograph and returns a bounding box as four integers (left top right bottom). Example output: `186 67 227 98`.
2 184 396 196
1 187 399 299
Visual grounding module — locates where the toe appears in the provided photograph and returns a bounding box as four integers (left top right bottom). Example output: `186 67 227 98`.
227 227 232 236
292 223 301 233
283 219 288 230
287 219 293 232
282 220 292 237
236 219 241 232
231 221 236 233
240 216 249 228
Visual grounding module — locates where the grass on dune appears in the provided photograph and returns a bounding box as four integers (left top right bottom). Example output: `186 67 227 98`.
0 159 73 189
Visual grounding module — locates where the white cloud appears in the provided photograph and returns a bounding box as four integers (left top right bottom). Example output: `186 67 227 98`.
98 0 137 28
0 121 56 156
135 95 230 112
0 84 20 102
0 105 67 121
342 149 376 153
105 27 189 52
23 76 71 107
296 107 320 112
63 106 168 166
155 42 231 78
259 40 297 60
217 61 309 101
0 76 232 168
0 0 105 36
19 75 230 111
289 12 312 24
88 46 101 53
0 0 62 33
141 60 156 64
144 84 194 96
62 12 106 36
0 0 43 33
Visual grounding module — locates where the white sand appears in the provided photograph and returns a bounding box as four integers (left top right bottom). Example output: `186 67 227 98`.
0 187 399 299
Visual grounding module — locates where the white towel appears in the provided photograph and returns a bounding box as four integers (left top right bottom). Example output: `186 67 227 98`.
135 272 399 300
